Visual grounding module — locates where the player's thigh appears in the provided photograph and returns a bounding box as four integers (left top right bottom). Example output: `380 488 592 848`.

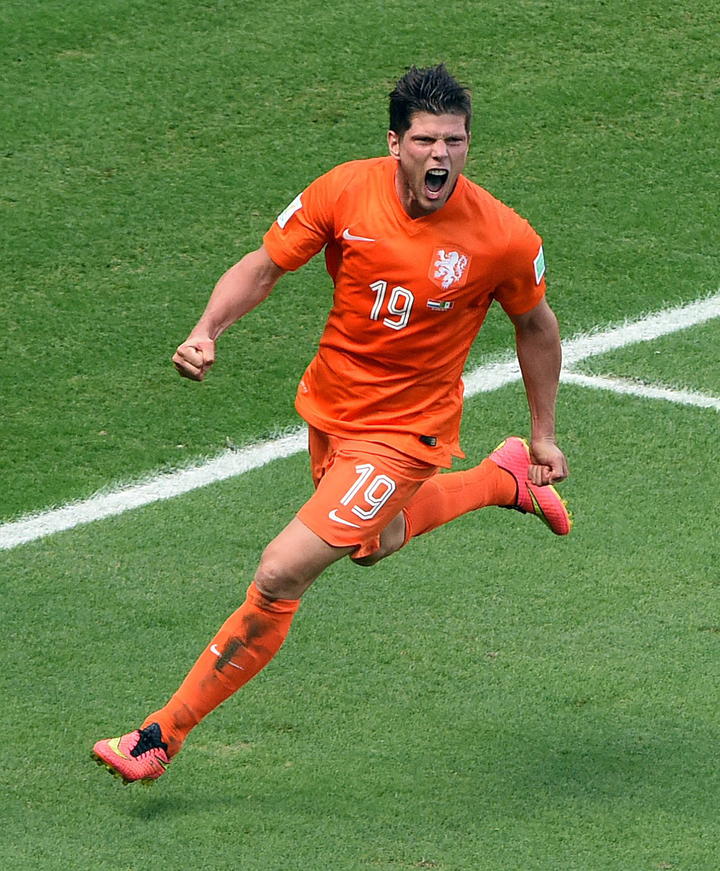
350 511 407 567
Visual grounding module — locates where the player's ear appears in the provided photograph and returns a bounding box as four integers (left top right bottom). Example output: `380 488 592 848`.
387 129 400 159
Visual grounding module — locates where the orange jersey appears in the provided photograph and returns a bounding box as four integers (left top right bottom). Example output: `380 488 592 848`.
263 156 546 467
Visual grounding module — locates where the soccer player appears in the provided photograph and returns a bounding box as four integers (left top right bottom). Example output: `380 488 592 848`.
93 63 571 784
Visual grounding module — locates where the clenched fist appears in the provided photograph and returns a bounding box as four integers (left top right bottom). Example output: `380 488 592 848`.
172 338 216 381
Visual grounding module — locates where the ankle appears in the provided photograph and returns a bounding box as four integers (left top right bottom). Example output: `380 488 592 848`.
141 713 185 758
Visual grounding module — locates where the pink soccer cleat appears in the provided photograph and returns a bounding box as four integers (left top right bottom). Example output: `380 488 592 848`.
489 436 572 536
92 722 170 784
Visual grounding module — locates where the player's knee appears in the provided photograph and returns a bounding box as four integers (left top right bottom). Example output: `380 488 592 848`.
254 551 302 599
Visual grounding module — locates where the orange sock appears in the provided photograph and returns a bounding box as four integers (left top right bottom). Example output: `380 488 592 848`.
402 457 516 543
143 581 300 757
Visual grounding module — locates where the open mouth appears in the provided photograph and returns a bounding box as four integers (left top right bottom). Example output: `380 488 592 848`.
425 168 449 196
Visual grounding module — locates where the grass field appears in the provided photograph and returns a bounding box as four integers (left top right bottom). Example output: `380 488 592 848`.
2 0 719 868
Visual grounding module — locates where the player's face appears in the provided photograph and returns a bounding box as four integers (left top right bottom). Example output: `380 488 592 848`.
388 111 470 219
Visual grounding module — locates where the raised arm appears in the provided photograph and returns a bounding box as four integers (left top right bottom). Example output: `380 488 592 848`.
172 245 286 381
507 297 569 485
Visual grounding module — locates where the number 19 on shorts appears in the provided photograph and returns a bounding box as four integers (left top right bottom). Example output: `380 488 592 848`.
341 463 397 520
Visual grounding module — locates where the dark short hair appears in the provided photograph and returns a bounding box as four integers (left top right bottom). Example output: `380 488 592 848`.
389 63 472 136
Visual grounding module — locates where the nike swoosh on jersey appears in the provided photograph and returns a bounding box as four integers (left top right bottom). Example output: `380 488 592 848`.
328 508 362 528
342 228 376 242
210 643 245 670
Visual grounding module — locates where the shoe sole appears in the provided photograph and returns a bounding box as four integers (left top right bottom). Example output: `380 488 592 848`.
91 751 157 786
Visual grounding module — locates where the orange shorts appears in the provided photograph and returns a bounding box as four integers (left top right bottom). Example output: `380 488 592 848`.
297 427 439 558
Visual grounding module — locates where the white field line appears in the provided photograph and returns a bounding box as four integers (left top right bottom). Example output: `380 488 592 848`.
2 291 719 551
561 372 720 410
0 432 306 551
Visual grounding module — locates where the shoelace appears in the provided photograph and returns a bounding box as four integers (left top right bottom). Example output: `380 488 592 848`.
130 724 167 758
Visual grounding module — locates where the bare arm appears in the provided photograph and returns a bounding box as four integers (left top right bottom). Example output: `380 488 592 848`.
508 297 569 485
172 245 286 381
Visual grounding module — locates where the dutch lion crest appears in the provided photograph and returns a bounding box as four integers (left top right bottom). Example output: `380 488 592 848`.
432 249 469 290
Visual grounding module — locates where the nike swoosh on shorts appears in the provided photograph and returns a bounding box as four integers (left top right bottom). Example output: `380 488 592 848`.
328 508 362 528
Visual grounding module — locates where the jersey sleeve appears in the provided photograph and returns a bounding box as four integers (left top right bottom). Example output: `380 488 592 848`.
492 215 547 316
262 169 339 271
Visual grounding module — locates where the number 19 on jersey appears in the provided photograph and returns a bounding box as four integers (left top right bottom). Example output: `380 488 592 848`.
369 280 414 331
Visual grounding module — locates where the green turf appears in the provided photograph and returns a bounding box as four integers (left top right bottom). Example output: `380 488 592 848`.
2 0 720 867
